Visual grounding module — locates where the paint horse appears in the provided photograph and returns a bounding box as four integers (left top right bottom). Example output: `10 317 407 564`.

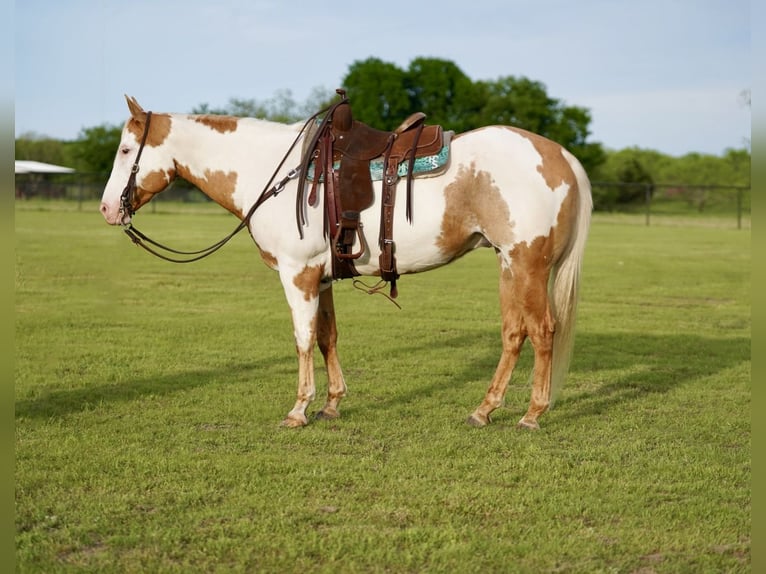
100 95 592 429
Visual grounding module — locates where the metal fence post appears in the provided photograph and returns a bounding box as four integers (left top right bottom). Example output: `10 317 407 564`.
737 188 742 230
645 183 652 226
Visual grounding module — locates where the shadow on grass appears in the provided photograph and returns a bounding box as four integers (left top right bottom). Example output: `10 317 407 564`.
15 355 294 421
552 331 750 422
340 329 750 423
16 329 749 425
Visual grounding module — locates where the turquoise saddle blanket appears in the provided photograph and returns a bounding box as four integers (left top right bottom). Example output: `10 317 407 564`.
305 144 450 182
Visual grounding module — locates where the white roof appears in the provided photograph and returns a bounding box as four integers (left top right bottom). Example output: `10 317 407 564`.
15 160 76 174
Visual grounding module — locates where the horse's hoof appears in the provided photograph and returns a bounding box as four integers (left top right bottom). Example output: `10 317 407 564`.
315 408 340 421
280 414 308 428
516 418 540 430
466 413 490 428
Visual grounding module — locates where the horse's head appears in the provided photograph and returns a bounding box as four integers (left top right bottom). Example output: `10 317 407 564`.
100 96 177 225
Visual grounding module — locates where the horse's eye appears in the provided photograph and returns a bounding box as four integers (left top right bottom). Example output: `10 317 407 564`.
121 147 130 155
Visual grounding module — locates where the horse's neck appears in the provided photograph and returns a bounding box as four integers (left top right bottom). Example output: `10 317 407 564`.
169 114 300 218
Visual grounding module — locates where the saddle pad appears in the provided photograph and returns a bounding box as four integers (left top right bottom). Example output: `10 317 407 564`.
305 144 450 183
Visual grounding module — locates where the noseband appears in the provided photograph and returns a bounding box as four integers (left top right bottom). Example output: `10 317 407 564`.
119 111 153 221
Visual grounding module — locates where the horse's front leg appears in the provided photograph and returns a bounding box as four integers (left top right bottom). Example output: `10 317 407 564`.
279 264 323 428
315 284 347 420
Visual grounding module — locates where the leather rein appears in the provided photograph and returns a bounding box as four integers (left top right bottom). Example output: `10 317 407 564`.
119 105 330 263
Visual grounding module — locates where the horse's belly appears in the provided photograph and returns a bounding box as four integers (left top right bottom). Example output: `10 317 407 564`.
351 180 458 276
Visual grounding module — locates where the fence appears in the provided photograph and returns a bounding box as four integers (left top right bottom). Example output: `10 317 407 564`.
14 172 205 212
579 181 748 229
15 173 751 229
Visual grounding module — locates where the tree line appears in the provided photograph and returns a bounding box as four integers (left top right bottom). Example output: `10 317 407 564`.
16 57 750 210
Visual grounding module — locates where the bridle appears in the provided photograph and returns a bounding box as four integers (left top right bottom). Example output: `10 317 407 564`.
119 111 152 220
117 103 333 263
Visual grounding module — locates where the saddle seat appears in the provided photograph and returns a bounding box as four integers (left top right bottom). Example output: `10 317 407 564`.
297 90 448 298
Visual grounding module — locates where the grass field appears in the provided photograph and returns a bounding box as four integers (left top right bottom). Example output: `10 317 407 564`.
15 204 750 572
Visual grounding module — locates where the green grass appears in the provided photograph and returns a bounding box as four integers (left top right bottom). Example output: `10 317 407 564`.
15 206 750 573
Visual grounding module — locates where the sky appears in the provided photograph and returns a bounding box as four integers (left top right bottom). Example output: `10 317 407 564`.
15 0 750 157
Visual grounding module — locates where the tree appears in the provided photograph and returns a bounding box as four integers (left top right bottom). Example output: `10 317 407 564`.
591 145 751 212
477 76 558 133
590 148 655 210
341 57 411 129
477 76 605 173
405 57 482 132
67 124 123 175
547 106 605 174
722 147 750 187
341 58 605 173
15 132 68 165
192 87 336 123
194 90 299 122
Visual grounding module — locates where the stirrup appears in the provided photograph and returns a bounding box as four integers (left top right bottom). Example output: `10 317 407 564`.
333 211 365 260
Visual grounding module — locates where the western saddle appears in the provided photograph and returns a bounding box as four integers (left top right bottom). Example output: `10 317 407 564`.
296 89 445 298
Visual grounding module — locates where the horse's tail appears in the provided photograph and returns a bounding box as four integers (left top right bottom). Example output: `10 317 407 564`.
549 151 593 404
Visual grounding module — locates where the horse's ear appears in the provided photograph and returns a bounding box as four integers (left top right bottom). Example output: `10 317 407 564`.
125 95 146 121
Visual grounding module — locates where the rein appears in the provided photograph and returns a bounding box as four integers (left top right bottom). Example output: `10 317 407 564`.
119 103 335 263
122 168 300 263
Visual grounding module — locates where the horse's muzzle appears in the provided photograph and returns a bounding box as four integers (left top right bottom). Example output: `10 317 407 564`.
100 202 131 226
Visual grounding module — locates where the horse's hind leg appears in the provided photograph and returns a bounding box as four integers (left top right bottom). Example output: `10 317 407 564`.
467 265 527 427
516 276 555 430
468 247 555 429
315 285 347 420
